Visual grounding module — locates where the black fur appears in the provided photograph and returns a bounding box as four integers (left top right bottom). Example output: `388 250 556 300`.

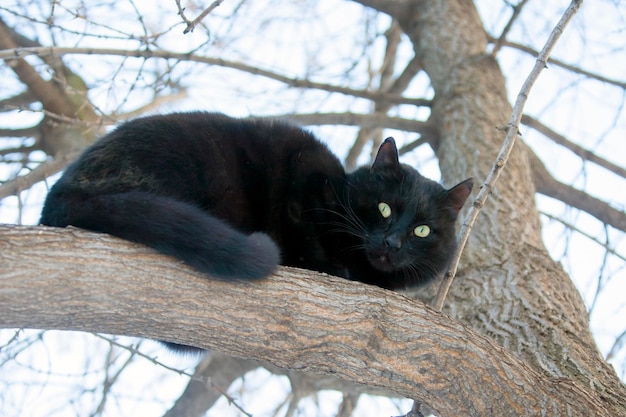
40 112 473 348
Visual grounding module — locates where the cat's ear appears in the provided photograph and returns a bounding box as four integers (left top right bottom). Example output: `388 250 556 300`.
372 137 400 173
446 178 474 213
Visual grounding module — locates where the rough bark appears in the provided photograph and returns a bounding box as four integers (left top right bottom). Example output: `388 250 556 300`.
356 0 625 411
1 225 624 416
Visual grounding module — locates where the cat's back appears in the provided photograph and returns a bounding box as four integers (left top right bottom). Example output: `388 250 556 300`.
59 112 340 194
80 112 315 167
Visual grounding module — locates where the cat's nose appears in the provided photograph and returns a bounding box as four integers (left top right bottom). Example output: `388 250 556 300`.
384 233 402 250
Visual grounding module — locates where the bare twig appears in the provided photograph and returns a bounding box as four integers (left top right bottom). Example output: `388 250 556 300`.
94 335 254 417
398 136 429 155
182 0 224 34
267 112 429 132
433 0 584 311
0 126 40 140
522 114 626 179
0 144 37 156
346 20 403 169
91 343 137 417
539 211 626 263
606 328 626 362
175 0 192 26
488 37 626 90
491 0 529 57
530 150 626 233
0 151 80 200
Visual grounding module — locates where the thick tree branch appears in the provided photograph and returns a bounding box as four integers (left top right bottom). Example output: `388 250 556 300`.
0 19 74 117
0 225 624 417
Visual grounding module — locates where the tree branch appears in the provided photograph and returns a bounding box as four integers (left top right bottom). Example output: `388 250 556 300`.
488 37 626 90
345 20 425 169
345 19 403 169
529 150 626 232
162 352 259 417
268 112 431 133
490 0 529 57
0 126 40 140
0 225 623 417
0 19 75 117
176 0 224 34
522 114 626 179
0 151 80 200
0 46 431 108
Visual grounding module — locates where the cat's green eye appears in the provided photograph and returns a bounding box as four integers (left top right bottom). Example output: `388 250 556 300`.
378 202 392 218
414 225 430 238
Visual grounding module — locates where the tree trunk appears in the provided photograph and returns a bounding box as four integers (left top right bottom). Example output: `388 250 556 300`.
357 0 625 410
1 225 624 416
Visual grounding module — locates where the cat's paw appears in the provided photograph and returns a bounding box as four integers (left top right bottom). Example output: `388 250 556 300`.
238 232 281 280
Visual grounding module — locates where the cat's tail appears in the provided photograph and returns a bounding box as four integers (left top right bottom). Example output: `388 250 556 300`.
40 188 280 280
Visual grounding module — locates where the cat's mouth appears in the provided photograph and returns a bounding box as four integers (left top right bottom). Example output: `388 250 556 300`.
367 250 398 272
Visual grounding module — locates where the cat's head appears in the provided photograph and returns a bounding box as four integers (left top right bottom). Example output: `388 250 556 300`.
344 137 473 288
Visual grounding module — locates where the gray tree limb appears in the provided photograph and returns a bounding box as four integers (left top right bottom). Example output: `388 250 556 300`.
0 225 624 417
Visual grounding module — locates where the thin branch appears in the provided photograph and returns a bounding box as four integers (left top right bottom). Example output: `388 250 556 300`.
398 137 429 155
491 0 529 57
0 151 80 200
488 37 626 90
607 327 626 362
346 19 403 168
0 144 37 156
530 150 626 233
433 0 584 311
162 352 256 417
90 343 137 417
539 211 626 263
175 0 192 26
268 112 430 133
0 126 40 140
94 335 254 417
114 89 189 120
522 114 626 179
0 90 38 110
179 0 224 34
0 46 431 107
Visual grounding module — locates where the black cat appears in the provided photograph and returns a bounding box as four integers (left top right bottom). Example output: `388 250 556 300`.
40 111 472 290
